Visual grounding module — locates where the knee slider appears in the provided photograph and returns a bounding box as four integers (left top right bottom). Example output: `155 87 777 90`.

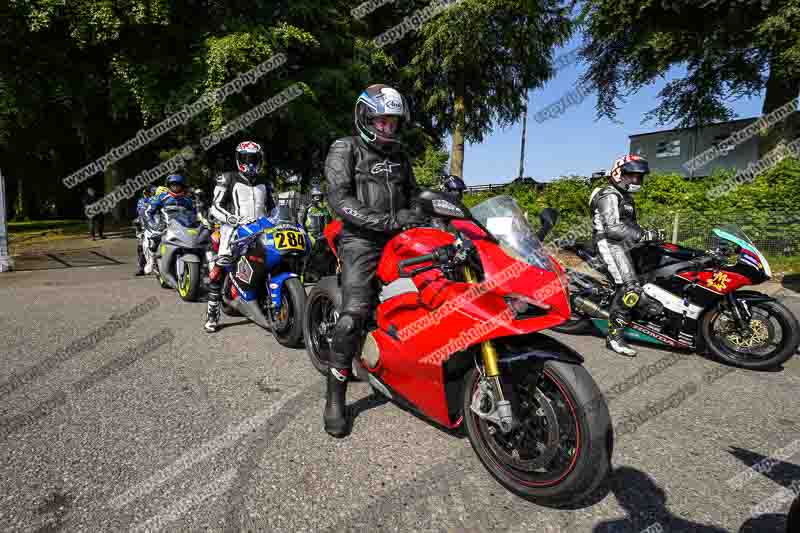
332 313 364 359
621 284 642 308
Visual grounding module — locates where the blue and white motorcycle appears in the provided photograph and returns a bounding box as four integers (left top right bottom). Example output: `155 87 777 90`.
217 207 310 347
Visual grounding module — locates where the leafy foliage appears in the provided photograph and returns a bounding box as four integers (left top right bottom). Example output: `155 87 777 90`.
464 158 800 252
412 145 450 188
578 0 800 132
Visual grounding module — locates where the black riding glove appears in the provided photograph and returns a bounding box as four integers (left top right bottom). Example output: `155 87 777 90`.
393 209 427 230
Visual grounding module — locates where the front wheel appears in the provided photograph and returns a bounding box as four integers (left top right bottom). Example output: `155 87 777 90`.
177 261 201 301
272 277 306 348
701 299 800 370
463 361 612 506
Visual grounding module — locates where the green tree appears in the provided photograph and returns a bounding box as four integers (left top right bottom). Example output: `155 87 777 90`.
412 145 450 188
405 0 572 178
578 0 800 155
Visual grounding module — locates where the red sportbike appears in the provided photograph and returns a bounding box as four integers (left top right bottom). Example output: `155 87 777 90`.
303 193 612 505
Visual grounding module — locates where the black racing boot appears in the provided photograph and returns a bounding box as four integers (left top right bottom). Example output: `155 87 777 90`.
606 324 637 357
324 368 350 438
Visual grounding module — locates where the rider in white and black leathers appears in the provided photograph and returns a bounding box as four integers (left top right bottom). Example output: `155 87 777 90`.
204 141 277 332
590 155 664 357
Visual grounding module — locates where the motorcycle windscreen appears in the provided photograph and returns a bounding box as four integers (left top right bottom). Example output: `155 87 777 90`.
468 195 554 272
165 207 199 227
712 225 771 278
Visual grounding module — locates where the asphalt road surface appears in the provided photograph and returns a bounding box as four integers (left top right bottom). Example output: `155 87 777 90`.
1 238 799 532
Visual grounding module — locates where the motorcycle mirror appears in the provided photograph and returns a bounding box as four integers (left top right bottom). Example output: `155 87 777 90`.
539 208 559 229
537 208 559 242
417 189 468 219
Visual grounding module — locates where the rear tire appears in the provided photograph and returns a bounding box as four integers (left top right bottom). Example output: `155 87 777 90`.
303 276 341 376
463 361 612 506
273 277 306 348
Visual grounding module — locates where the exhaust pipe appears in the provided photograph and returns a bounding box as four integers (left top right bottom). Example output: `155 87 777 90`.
230 297 272 330
572 296 609 319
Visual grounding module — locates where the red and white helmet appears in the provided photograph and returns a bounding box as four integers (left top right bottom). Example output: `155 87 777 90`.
610 154 649 193
235 141 263 181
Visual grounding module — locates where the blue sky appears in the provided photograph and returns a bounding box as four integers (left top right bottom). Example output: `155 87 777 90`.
449 36 766 186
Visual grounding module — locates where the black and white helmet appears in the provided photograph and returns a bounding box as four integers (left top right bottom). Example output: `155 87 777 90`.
355 84 410 149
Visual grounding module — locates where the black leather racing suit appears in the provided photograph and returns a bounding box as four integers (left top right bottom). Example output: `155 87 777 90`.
589 184 648 334
324 135 421 370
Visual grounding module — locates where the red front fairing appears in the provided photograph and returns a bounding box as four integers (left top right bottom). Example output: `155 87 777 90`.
677 269 753 295
369 222 570 428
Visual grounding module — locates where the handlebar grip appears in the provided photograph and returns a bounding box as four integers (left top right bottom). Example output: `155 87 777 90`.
397 253 436 276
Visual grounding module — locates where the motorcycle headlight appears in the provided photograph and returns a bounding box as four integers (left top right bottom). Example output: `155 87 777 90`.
504 293 550 320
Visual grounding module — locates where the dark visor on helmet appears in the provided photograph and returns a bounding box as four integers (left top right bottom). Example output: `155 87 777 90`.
622 160 649 175
240 153 262 166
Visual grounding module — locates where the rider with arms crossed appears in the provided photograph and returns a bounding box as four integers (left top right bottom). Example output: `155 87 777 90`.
204 141 277 333
590 155 664 357
298 185 332 242
323 84 427 437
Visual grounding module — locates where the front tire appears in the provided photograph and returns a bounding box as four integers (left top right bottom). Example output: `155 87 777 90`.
463 361 612 506
178 261 201 302
701 299 800 370
272 277 306 348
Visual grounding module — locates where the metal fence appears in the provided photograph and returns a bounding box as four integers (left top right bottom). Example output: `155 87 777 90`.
464 183 510 194
639 209 800 257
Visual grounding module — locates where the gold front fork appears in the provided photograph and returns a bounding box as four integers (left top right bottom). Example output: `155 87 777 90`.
463 265 500 377
463 264 514 433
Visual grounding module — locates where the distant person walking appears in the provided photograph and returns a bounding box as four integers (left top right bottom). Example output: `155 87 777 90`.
81 187 105 240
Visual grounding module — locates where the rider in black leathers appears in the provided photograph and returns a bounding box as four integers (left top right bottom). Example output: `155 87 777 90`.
590 155 664 357
323 83 427 437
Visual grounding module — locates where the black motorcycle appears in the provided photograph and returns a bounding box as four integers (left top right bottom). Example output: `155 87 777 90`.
546 218 799 370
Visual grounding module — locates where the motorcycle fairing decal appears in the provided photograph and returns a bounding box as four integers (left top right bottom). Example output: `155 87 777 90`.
739 249 762 270
268 272 298 309
707 271 729 292
677 271 751 295
236 256 254 284
628 322 690 348
740 255 761 269
229 274 256 301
